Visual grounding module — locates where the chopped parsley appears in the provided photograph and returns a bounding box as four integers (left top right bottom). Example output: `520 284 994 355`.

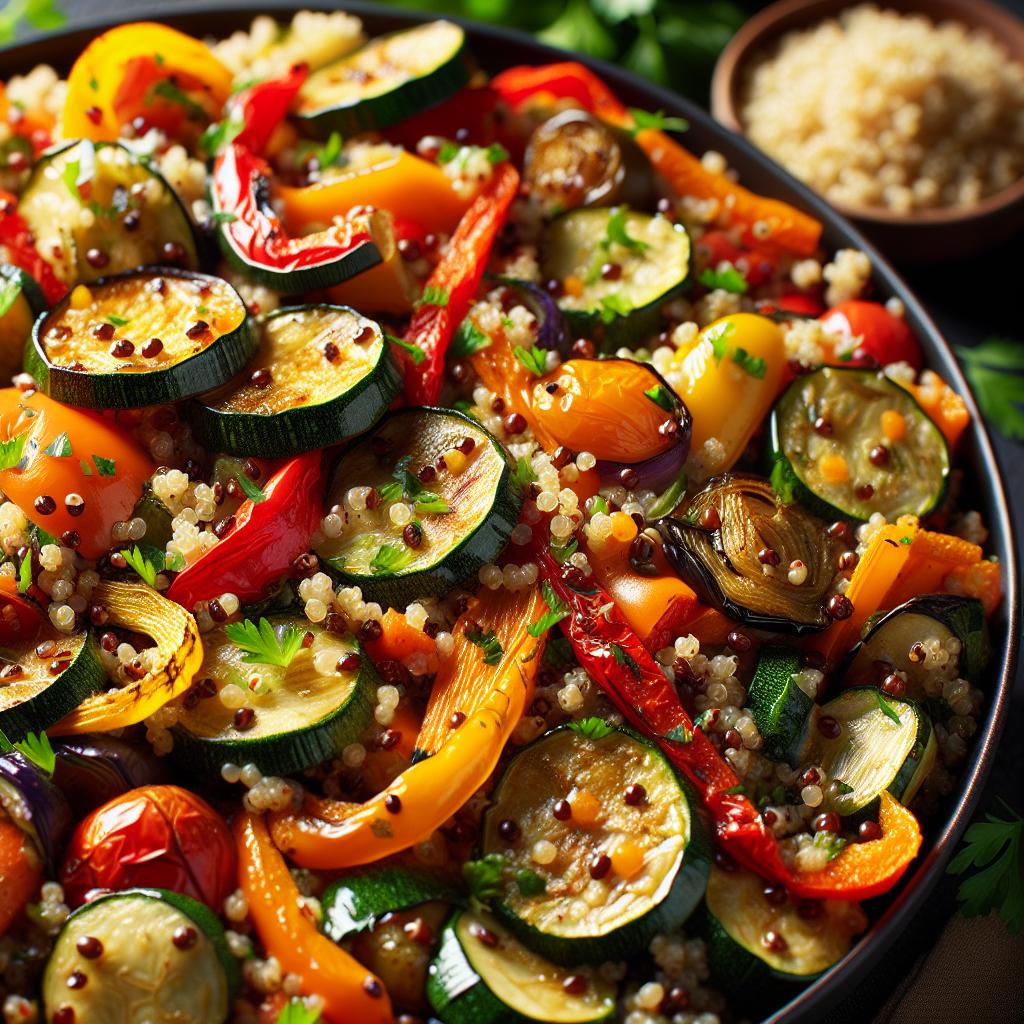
609 642 641 677
486 143 510 164
224 617 305 668
876 688 903 725
527 580 570 638
705 319 736 364
466 627 503 666
298 130 344 170
643 383 675 412
663 722 693 744
698 265 748 294
955 337 1024 441
550 537 579 564
120 546 161 588
0 276 21 320
209 211 238 225
598 292 633 323
152 79 208 121
512 455 537 491
105 314 130 327
235 472 266 504
0 727 56 777
628 108 689 135
731 347 767 379
199 113 244 158
416 285 450 309
92 454 117 477
275 999 322 1024
604 206 647 253
515 868 547 897
568 717 614 741
513 344 548 376
450 319 491 358
16 552 31 594
385 333 426 365
368 543 415 576
463 853 505 903
0 434 27 471
389 455 449 514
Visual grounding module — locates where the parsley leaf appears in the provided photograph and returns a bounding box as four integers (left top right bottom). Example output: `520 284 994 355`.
385 333 426 366
698 265 748 294
0 0 66 43
152 79 208 120
0 434 27 471
275 998 322 1024
235 472 266 504
705 319 736 364
105 314 130 327
513 344 548 376
369 543 415 576
120 545 162 588
948 799 1023 934
299 130 344 170
628 107 689 135
486 143 510 164
876 688 903 725
199 112 244 158
598 292 633 323
731 347 767 379
609 642 641 677
605 206 647 253
463 853 505 903
450 319 491 358
551 537 579 564
17 552 31 594
92 454 116 477
513 455 537 491
663 722 693 744
416 285 449 309
956 337 1024 441
515 868 547 896
389 456 449 514
0 275 22 319
0 727 56 776
527 580 570 638
466 627 503 666
43 434 72 460
643 383 675 412
568 717 615 741
224 617 304 668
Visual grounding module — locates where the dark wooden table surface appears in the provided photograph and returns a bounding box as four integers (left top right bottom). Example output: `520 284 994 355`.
4 1 1023 1021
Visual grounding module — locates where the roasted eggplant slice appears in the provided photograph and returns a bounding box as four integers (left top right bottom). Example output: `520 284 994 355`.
657 474 839 635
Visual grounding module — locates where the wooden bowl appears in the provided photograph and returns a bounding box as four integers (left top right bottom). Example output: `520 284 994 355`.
711 0 1024 263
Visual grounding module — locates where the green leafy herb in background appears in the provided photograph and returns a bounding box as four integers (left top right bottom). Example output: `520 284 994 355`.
0 0 65 43
956 338 1024 442
948 799 1023 934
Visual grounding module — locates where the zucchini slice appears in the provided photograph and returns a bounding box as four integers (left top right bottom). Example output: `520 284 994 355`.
297 21 470 137
42 887 239 1024
769 366 950 521
322 866 461 941
189 304 401 458
316 408 522 606
18 140 198 286
482 722 709 965
801 688 935 816
541 207 691 349
0 264 46 382
705 865 866 984
843 595 988 697
0 629 106 741
428 908 616 1024
745 646 812 764
27 268 256 409
173 617 374 777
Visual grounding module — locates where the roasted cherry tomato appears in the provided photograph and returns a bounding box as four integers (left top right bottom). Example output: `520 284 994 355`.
820 300 923 369
60 785 235 909
697 230 776 288
0 819 42 937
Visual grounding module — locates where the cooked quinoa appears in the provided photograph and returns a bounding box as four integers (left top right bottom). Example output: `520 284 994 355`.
740 3 1024 212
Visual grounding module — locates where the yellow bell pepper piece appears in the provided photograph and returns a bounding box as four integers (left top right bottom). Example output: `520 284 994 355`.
673 313 786 471
64 22 232 142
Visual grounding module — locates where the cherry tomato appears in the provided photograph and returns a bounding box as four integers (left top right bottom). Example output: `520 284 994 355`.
0 819 42 937
697 230 776 287
0 576 44 647
757 292 824 318
820 300 923 369
61 785 235 909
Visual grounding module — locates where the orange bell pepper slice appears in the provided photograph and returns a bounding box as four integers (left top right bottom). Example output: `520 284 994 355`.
364 608 437 664
793 791 922 900
902 372 970 450
280 150 471 239
236 812 393 1024
0 389 154 559
63 22 232 143
270 586 543 868
0 820 41 938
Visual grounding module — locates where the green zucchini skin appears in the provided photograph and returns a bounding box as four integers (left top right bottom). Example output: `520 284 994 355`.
189 305 402 458
483 723 711 966
26 268 257 409
0 264 47 317
172 623 377 778
317 407 523 607
0 632 106 741
297 21 471 138
18 140 198 285
321 867 462 942
0 264 47 382
427 909 616 1024
745 646 812 765
768 366 950 522
42 887 239 1024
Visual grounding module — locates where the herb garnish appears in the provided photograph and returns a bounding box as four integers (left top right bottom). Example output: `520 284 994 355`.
385 333 426 365
92 454 117 477
876 688 903 725
527 581 570 638
698 265 748 294
0 727 56 776
955 337 1024 441
416 285 450 309
225 617 304 668
628 108 689 135
368 543 415 576
0 434 27 471
466 627 503 666
513 344 548 376
235 472 266 504
731 347 767 379
450 318 491 358
643 383 675 412
275 998 322 1024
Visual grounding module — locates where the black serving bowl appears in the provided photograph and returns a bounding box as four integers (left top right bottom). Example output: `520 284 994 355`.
2 5 1018 1023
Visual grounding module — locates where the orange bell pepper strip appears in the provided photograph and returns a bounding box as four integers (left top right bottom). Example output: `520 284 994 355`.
63 22 232 143
270 586 543 868
236 812 393 1024
0 819 41 938
325 246 418 316
585 513 733 652
792 791 922 900
0 389 154 560
364 608 437 664
401 162 519 405
280 150 471 239
902 372 970 450
490 61 822 257
814 518 920 665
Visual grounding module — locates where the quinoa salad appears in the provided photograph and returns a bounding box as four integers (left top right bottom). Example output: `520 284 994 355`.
0 11 1005 1024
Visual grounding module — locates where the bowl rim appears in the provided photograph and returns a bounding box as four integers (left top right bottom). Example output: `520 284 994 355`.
2 4 1019 1022
709 0 1024 227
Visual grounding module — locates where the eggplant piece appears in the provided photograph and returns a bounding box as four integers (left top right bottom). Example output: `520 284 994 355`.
842 595 989 698
657 474 839 635
53 736 168 815
492 276 569 355
0 753 72 872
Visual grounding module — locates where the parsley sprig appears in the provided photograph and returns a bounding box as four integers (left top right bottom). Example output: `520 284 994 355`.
369 543 415 576
275 999 322 1024
513 344 548 376
120 545 183 587
956 337 1024 441
0 0 66 45
380 455 449 514
465 626 503 666
224 617 304 668
527 581 569 638
0 727 56 777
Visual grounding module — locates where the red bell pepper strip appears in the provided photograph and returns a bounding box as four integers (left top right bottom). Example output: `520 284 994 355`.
401 161 519 405
0 191 67 304
534 542 921 899
0 576 44 648
166 452 324 610
491 62 822 258
212 144 387 282
228 63 308 156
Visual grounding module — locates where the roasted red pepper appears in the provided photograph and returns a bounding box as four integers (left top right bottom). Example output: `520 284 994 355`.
212 143 388 286
229 63 308 156
401 161 519 405
0 191 66 304
166 452 324 610
535 543 921 900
